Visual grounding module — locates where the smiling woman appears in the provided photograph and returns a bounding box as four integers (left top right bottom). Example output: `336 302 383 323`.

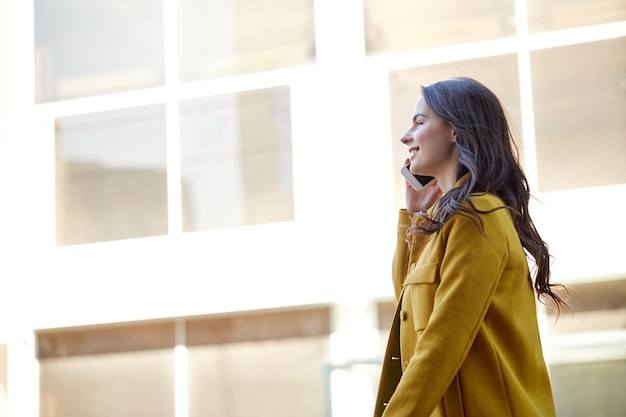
1 1 623 417
375 77 568 417
400 98 458 193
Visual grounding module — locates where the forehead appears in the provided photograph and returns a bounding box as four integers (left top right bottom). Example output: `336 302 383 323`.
412 96 432 117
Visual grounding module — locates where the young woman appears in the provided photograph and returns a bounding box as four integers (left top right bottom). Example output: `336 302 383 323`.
374 77 568 417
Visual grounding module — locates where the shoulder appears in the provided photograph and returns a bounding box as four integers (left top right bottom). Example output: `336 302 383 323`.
443 193 513 241
466 193 512 225
467 192 507 211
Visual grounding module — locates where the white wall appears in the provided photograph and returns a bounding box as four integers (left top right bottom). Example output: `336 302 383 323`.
0 0 8 414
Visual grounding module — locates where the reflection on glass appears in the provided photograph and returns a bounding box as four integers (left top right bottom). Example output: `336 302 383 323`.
185 307 330 417
35 0 165 102
544 279 626 335
178 0 315 82
40 350 175 417
531 38 626 192
180 86 294 232
363 0 516 55
550 360 626 416
527 0 626 33
387 56 521 208
187 338 328 417
55 105 168 246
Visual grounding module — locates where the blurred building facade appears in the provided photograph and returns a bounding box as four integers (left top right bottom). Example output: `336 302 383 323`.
1 0 625 416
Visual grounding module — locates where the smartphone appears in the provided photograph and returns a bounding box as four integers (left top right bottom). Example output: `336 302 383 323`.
401 164 435 191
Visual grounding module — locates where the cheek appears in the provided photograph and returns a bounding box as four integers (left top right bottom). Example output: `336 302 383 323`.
428 137 455 158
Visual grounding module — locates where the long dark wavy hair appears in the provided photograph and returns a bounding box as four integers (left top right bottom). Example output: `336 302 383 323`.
409 77 568 314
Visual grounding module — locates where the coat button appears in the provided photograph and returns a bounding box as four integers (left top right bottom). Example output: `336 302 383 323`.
399 310 408 321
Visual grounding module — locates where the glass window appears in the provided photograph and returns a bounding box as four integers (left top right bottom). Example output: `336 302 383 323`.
179 86 294 231
38 323 176 417
186 307 330 417
363 0 516 55
531 37 626 192
187 339 328 417
545 279 626 335
551 359 626 417
40 350 175 417
34 0 165 103
387 55 521 208
527 0 626 33
178 0 316 82
55 105 168 246
36 308 330 417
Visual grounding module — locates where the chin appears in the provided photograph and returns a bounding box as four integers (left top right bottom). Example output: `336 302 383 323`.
410 165 433 178
409 164 423 175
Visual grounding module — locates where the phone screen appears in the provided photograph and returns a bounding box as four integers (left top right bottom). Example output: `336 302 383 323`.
401 165 434 191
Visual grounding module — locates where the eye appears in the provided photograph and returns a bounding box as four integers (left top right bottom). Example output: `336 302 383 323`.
412 115 426 127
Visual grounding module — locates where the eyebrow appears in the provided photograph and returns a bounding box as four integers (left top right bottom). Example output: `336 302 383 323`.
412 113 428 122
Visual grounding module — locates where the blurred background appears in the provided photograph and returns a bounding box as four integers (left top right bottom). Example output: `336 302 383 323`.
1 0 625 416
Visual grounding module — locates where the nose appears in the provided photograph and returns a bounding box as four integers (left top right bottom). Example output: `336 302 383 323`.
400 130 412 145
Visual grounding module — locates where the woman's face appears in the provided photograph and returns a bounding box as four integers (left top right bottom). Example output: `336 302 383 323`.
401 97 459 189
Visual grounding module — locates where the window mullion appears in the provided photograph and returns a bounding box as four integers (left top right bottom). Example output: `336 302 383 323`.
514 0 539 191
164 0 182 235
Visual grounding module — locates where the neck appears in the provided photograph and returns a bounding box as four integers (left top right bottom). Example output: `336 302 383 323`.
437 166 463 193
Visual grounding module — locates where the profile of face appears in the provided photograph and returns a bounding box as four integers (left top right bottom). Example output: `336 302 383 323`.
400 97 459 187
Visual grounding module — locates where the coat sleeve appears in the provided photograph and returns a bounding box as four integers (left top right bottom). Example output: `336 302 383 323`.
391 210 410 300
382 209 509 417
391 210 432 302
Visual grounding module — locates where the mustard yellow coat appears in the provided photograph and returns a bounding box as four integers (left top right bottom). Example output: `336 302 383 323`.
374 193 556 417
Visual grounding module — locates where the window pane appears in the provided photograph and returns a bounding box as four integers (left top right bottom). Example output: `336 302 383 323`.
531 38 626 192
40 350 175 417
363 0 516 55
388 56 521 208
551 360 626 417
178 0 316 82
527 0 626 33
545 279 626 334
38 322 176 417
180 87 294 231
186 307 331 417
35 0 165 102
188 339 328 417
55 105 168 246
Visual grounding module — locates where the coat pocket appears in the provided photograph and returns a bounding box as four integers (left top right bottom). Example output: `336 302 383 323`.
402 263 439 332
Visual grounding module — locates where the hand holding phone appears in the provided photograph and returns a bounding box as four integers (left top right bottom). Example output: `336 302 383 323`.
401 164 441 212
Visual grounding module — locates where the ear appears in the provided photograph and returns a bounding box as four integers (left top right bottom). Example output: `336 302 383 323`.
451 129 457 143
